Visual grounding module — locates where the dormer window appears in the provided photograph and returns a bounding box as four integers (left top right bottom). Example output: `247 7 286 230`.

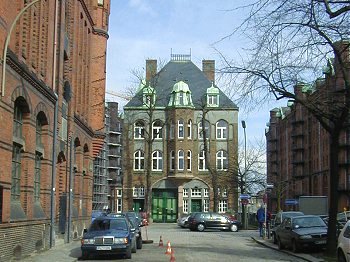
168 81 194 107
206 82 219 107
142 83 156 108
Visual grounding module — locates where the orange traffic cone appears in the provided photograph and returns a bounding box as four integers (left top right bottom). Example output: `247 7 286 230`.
169 248 176 262
159 235 164 247
165 241 172 255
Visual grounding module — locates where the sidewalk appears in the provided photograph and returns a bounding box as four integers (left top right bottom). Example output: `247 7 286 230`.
251 236 325 262
14 239 81 262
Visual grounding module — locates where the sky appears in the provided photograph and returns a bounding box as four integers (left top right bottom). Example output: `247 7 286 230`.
105 0 283 144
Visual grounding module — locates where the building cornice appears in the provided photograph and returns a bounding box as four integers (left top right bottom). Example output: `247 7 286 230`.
74 114 94 137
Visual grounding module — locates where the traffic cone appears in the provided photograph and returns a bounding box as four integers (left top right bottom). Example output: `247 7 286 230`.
165 241 172 255
159 235 164 247
169 248 176 262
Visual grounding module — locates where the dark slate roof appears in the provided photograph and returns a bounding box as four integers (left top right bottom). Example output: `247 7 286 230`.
124 60 238 110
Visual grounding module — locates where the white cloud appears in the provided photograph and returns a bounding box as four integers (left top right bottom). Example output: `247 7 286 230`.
128 0 157 16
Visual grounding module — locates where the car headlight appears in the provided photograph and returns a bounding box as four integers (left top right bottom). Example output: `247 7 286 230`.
82 238 95 244
114 238 128 244
299 235 312 239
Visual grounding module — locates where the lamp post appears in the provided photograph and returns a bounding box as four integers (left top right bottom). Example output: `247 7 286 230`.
241 120 247 229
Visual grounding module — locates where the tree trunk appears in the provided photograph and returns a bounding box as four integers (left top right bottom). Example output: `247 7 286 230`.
325 132 340 257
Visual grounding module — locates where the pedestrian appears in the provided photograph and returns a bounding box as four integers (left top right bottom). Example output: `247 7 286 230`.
256 205 265 237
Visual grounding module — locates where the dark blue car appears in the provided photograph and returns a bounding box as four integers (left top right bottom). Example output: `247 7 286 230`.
81 216 136 259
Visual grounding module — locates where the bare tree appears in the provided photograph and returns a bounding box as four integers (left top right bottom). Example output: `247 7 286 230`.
217 0 350 256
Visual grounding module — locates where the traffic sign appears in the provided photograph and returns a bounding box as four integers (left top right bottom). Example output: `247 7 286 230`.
239 194 251 200
285 199 298 205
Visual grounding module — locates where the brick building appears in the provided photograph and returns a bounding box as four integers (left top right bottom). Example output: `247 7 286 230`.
123 55 239 222
266 54 350 213
0 0 109 260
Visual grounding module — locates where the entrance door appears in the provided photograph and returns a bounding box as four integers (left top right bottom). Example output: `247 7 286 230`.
133 200 144 213
152 190 177 222
191 199 202 212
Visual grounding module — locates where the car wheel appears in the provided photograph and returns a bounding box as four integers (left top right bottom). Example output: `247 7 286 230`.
81 250 89 260
125 245 132 259
132 239 137 253
272 233 277 244
337 250 347 262
137 237 143 249
197 223 205 232
277 237 284 250
230 224 238 232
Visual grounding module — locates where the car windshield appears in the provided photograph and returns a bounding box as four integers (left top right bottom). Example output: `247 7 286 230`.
89 218 128 231
293 217 326 228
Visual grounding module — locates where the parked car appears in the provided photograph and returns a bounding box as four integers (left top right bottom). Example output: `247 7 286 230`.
338 211 350 227
271 211 304 244
122 212 143 249
177 214 191 228
337 220 350 262
91 211 107 223
188 212 240 232
275 215 328 253
81 215 137 259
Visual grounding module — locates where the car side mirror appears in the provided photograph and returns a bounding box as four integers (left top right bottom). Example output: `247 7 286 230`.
131 228 136 232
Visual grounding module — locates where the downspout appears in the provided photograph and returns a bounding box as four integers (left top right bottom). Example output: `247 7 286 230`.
50 0 59 248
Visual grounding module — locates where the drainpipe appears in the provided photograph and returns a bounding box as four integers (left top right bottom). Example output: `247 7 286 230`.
50 0 59 248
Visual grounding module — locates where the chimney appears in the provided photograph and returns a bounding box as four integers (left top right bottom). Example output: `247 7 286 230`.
202 60 215 83
146 59 157 82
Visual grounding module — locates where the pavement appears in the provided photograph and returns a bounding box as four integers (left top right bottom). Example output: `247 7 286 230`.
252 236 325 262
14 228 326 262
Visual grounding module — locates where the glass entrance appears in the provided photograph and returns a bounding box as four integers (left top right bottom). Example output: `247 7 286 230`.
152 190 177 222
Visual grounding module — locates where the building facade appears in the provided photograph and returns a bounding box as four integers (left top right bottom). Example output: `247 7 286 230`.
0 0 109 260
123 55 239 222
266 60 350 213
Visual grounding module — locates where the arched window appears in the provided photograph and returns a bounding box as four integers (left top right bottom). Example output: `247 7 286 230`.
34 116 44 202
216 120 228 139
198 150 207 171
187 120 192 139
169 120 175 139
152 120 163 139
187 150 192 171
216 150 228 170
178 150 184 170
134 120 145 139
198 120 210 140
178 119 184 139
134 150 145 170
152 150 163 171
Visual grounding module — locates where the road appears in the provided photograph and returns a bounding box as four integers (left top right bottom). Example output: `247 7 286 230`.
81 224 310 261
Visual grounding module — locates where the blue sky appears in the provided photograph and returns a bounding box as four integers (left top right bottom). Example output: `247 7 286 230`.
105 0 282 144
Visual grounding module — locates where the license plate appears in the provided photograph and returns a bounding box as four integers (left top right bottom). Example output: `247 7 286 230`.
96 246 112 250
315 240 326 245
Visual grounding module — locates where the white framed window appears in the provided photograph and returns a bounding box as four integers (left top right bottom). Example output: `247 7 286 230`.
152 150 163 171
191 188 201 197
187 150 192 171
218 200 227 213
117 189 122 197
152 120 163 139
198 121 210 140
178 150 184 170
187 120 192 139
170 150 175 170
134 150 144 170
139 186 145 197
217 187 221 196
117 199 122 213
204 188 209 197
98 0 104 6
133 187 138 197
134 120 145 139
216 150 228 170
216 120 228 139
203 199 209 212
222 188 227 197
169 121 175 139
183 188 188 197
198 150 207 171
183 199 188 213
178 119 184 138
208 94 218 106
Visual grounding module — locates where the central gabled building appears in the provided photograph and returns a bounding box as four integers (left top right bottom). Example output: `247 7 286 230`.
122 54 239 222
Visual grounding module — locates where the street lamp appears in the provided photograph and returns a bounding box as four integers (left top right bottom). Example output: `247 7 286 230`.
241 120 247 229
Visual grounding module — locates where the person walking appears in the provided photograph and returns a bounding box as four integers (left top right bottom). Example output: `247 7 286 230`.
256 205 265 237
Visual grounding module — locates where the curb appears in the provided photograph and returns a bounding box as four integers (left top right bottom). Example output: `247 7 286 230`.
251 237 325 262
